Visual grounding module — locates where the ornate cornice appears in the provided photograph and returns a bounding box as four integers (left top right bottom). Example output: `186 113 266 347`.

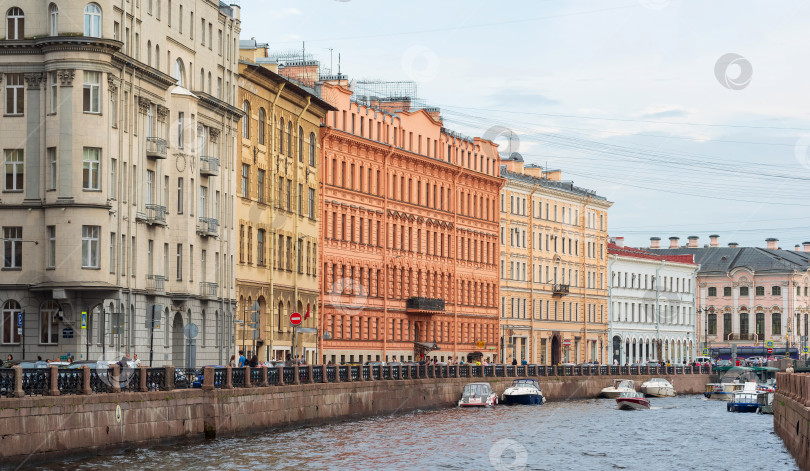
157 105 169 121
137 96 150 115
107 73 118 93
24 72 44 90
57 69 75 87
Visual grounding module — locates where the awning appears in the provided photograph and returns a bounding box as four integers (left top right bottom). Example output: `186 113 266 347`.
414 341 440 352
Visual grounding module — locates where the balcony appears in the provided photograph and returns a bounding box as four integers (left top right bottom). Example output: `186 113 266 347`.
146 137 167 159
199 156 219 176
196 217 219 237
552 284 570 296
144 204 167 225
406 297 445 312
145 275 166 293
727 333 758 341
200 281 218 299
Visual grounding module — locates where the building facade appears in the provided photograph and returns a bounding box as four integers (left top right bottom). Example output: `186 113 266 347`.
0 1 240 367
607 238 698 365
499 157 612 365
317 81 502 364
235 40 333 363
652 236 810 359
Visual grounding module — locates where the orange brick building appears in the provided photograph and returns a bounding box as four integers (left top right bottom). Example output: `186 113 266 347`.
317 81 502 364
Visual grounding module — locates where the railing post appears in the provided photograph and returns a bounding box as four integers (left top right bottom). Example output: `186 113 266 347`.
225 366 234 389
320 365 327 383
111 365 122 393
293 365 300 385
261 366 269 387
244 366 252 388
11 365 23 397
47 365 60 396
139 367 148 392
81 365 92 395
202 366 214 390
385 365 392 381
804 375 810 408
164 365 175 390
307 365 314 383
277 366 285 386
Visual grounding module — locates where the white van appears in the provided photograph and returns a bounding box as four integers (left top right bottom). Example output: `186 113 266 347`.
695 356 712 365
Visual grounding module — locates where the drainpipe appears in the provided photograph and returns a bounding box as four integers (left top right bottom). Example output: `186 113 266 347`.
655 261 663 361
382 143 394 361
528 185 536 363
452 165 460 361
580 195 591 362
268 82 285 360
607 255 613 364
292 97 311 361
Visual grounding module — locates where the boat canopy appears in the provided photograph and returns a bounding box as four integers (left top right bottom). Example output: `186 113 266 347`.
511 378 540 388
463 383 493 395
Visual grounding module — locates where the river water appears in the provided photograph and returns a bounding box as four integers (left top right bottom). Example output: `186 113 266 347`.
43 395 797 471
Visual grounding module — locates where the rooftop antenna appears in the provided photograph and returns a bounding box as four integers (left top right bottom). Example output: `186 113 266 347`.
327 48 333 73
302 41 305 62
338 53 341 75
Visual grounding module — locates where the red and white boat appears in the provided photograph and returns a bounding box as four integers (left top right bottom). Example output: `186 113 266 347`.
616 391 651 410
458 382 498 407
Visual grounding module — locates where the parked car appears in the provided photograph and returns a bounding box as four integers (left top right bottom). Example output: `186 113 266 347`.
716 359 732 367
746 356 765 366
695 356 713 366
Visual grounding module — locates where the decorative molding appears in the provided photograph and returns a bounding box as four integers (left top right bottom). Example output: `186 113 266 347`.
209 127 220 143
137 96 150 115
57 69 75 87
107 73 118 93
24 72 44 90
156 105 169 121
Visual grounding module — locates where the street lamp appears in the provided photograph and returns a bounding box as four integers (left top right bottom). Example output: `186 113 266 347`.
787 325 792 359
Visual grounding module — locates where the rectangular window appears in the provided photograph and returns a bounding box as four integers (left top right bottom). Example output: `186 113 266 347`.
298 183 303 215
47 147 57 191
5 73 23 115
3 226 22 268
83 71 100 113
177 177 184 213
49 72 58 114
176 244 183 280
241 164 249 198
46 226 56 269
109 232 116 274
308 188 315 219
4 149 23 191
81 225 100 268
82 147 100 190
257 230 264 265
177 112 184 148
257 169 265 203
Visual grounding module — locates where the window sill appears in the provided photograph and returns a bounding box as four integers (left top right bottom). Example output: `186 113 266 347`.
82 266 100 270
1 267 22 271
3 114 23 118
47 267 55 270
3 190 23 193
82 189 102 192
83 111 102 115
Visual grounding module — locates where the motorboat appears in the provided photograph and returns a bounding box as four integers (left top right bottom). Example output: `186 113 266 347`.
704 382 746 401
600 379 635 398
640 378 676 397
727 382 760 413
616 391 650 410
756 391 774 414
458 382 498 407
502 378 545 405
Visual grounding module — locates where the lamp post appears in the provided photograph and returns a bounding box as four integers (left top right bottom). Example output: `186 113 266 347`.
787 325 792 359
697 306 714 353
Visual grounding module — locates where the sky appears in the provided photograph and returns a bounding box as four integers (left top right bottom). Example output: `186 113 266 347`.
238 0 810 250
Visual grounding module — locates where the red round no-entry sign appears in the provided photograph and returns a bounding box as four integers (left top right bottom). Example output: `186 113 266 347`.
290 312 302 326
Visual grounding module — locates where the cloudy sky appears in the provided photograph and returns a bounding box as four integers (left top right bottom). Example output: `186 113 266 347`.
239 0 810 250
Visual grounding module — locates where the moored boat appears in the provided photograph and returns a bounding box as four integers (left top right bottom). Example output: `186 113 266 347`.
756 391 774 414
640 378 676 397
502 378 545 405
727 382 760 413
616 391 650 410
704 382 746 401
600 379 635 398
458 382 498 407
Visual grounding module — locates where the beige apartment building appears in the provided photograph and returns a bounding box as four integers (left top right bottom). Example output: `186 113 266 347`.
0 1 240 367
235 40 333 363
499 155 612 365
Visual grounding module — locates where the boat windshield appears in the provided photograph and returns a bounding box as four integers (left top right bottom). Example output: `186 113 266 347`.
614 380 634 389
463 384 492 396
512 379 539 389
618 391 639 398
648 378 667 383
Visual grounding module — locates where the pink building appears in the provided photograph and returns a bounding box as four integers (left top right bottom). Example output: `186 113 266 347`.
651 235 810 359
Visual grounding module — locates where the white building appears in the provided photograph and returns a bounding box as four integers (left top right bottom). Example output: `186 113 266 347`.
607 238 698 365
0 1 241 367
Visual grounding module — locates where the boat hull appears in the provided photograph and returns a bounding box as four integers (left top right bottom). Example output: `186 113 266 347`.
616 398 650 410
727 403 759 413
641 385 675 397
502 393 545 405
601 389 631 399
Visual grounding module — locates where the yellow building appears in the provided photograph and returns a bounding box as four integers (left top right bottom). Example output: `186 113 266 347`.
236 40 333 363
499 155 612 364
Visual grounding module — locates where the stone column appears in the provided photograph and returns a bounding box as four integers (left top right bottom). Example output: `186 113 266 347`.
224 366 233 389
139 367 147 392
111 365 121 393
244 366 251 387
319 365 326 383
277 365 285 386
202 366 214 390
24 73 44 202
292 365 300 384
47 365 60 396
164 365 175 390
57 70 75 201
12 365 23 398
261 366 268 387
81 366 91 395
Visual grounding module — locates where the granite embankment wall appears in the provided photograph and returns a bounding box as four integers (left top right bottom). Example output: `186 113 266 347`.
774 372 810 471
0 373 710 469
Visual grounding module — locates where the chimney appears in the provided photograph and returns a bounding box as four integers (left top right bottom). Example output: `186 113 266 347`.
687 236 699 248
728 242 739 248
669 236 680 249
650 237 661 250
615 237 625 248
803 242 810 253
796 245 801 251
709 234 719 248
766 238 778 250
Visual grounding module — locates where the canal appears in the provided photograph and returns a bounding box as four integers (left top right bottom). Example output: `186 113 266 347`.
42 395 797 471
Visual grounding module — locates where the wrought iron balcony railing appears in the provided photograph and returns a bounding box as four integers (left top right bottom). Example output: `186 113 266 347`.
200 281 218 298
146 274 166 293
145 204 167 225
196 217 219 237
552 284 570 296
199 156 219 176
146 137 167 159
406 297 445 311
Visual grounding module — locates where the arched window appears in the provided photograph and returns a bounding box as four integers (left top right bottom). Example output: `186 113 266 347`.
49 4 58 36
287 122 292 157
258 108 266 145
199 68 204 91
2 300 22 344
309 132 316 167
173 58 185 87
277 301 284 333
756 312 765 336
83 4 101 37
40 300 60 344
739 312 749 335
6 7 23 40
155 44 160 70
707 313 717 335
207 72 211 94
201 309 206 346
147 40 152 66
278 118 284 154
241 101 250 139
298 126 304 162
772 313 782 335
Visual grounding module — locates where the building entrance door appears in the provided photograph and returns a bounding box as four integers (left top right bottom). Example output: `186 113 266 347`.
551 335 561 365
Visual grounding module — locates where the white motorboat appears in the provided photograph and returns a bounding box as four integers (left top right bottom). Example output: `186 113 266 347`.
703 382 746 401
616 391 651 410
600 379 635 398
502 378 546 405
640 378 676 397
458 382 498 407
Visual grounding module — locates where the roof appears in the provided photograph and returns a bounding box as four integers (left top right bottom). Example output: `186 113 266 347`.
651 246 810 274
239 62 337 113
501 168 608 201
608 243 695 264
